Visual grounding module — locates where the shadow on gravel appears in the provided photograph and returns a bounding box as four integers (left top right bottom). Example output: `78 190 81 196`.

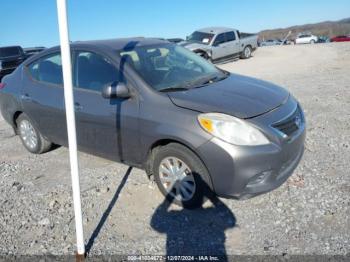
151 177 236 260
85 166 132 255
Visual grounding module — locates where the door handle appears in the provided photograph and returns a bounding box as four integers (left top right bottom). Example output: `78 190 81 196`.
21 94 32 101
74 102 83 111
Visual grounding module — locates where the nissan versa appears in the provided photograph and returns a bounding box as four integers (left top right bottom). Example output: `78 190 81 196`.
0 38 305 208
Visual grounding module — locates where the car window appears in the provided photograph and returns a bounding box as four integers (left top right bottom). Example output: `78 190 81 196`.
119 50 141 70
74 51 119 92
187 31 214 45
213 33 226 46
28 53 63 85
225 32 236 42
117 43 224 91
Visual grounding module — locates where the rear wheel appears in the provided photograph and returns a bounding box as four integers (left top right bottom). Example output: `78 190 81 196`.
241 46 252 59
16 113 52 154
152 143 213 209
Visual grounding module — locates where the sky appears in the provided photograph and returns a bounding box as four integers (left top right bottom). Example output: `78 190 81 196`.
1 0 350 47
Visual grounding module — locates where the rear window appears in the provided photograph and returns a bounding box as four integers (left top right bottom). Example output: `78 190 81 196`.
28 53 63 85
0 47 22 58
225 32 236 41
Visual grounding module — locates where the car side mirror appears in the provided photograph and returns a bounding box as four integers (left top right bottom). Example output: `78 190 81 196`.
102 82 130 99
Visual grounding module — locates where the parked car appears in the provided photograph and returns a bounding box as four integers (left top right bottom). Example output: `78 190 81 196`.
259 39 282 46
316 36 330 43
167 38 184 44
23 47 46 59
179 27 258 63
0 46 26 81
295 34 318 44
0 38 305 208
330 35 350 42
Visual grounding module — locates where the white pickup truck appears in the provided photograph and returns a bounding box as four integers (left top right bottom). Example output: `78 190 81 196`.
179 27 258 63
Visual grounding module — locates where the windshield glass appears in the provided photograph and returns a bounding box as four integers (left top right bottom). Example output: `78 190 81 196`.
118 44 226 91
187 31 214 45
0 47 21 58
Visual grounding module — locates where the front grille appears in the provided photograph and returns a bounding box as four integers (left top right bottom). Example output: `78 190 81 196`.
273 106 302 137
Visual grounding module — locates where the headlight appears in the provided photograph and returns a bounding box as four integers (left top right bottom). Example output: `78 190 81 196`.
198 113 270 146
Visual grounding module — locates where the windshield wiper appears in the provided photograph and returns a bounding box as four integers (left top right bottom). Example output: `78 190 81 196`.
159 87 189 92
159 73 229 92
192 73 229 88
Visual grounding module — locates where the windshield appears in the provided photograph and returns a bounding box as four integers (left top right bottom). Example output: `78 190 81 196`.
187 31 214 45
0 47 21 58
118 44 227 91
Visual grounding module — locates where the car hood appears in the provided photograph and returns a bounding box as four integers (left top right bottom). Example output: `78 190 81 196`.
178 41 209 51
167 74 289 119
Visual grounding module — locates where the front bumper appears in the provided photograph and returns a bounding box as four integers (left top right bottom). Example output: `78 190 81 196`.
196 98 306 199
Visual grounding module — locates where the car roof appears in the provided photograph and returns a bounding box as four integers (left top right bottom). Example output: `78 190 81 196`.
23 37 171 65
24 37 171 64
72 37 169 51
195 27 236 34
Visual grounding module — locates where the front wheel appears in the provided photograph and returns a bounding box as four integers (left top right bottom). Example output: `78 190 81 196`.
16 113 52 154
151 143 213 209
241 46 252 59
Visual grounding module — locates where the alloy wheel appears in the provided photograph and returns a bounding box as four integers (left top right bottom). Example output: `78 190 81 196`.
158 157 196 201
19 119 38 150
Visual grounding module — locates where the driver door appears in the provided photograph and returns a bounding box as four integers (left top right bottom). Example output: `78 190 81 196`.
211 33 230 60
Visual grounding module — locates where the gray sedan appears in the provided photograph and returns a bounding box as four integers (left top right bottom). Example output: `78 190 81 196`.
0 38 305 208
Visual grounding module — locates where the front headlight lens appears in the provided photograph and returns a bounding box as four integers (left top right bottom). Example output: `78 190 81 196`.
198 113 270 146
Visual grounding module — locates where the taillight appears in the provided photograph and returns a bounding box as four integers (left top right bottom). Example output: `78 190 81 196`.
0 83 6 89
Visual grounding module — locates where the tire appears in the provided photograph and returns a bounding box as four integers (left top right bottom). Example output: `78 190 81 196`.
151 143 213 209
16 113 52 154
241 46 252 59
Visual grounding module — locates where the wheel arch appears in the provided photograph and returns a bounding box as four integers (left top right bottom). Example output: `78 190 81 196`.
193 49 210 58
12 111 23 134
13 111 23 126
144 138 215 191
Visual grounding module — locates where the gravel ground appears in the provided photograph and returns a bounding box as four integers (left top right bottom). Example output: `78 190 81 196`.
0 42 349 258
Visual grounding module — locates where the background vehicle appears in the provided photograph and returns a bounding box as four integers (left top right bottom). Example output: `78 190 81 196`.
23 47 46 59
0 38 305 208
316 36 330 43
259 39 282 46
295 34 318 44
330 35 350 42
0 46 26 80
179 27 258 63
167 38 184 44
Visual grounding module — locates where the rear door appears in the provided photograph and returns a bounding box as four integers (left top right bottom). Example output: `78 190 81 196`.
22 52 66 144
72 49 140 162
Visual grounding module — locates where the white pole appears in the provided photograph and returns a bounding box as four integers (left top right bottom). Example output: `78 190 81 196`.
56 0 85 257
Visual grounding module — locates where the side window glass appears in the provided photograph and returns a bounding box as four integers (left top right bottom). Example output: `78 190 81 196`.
225 32 236 42
74 51 119 92
28 53 63 85
119 50 141 70
213 33 226 46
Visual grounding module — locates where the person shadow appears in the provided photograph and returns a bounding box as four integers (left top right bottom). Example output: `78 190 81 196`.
150 177 236 261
